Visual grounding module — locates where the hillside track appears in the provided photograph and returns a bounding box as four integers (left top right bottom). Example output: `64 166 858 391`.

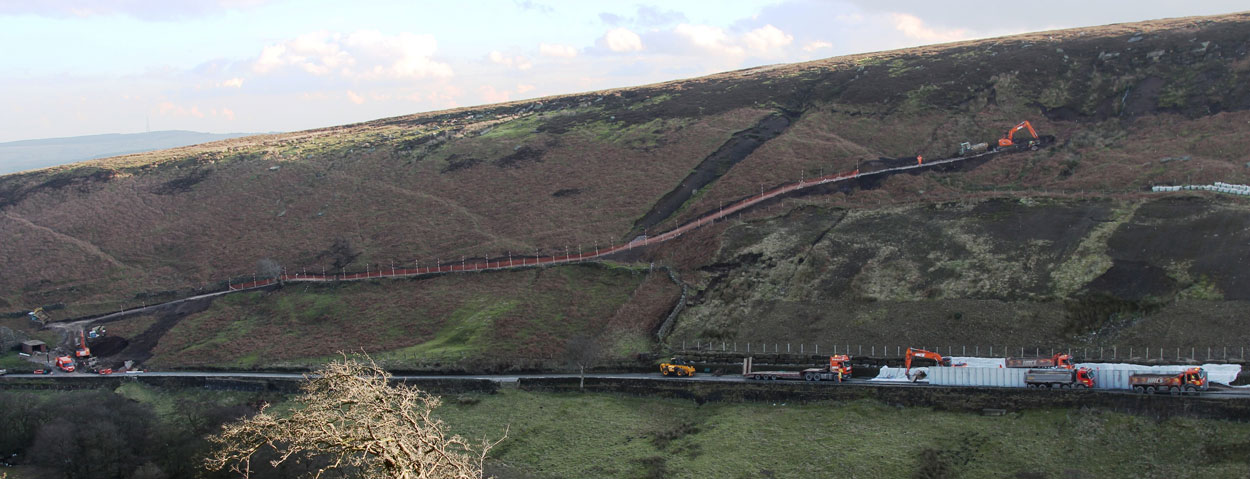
218 147 1009 290
35 144 1023 331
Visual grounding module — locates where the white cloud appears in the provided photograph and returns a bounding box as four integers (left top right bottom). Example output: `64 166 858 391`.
803 41 833 52
674 24 739 55
252 30 453 79
219 77 244 88
488 50 533 70
539 43 578 58
346 90 365 104
517 83 536 94
742 24 793 52
602 27 643 52
890 13 968 43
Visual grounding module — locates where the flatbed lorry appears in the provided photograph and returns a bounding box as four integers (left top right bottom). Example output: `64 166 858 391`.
742 356 851 382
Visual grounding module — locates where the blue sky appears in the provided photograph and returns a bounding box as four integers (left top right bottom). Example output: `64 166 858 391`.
1 0 1246 142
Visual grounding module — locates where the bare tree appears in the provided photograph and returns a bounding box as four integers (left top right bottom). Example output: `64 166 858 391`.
205 356 506 479
564 333 602 390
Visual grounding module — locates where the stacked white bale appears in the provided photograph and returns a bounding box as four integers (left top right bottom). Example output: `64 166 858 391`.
927 367 1027 387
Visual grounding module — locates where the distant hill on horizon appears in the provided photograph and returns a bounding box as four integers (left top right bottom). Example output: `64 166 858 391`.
0 130 263 175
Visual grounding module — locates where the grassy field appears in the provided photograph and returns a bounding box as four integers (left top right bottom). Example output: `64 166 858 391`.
7 381 1248 478
436 390 1250 479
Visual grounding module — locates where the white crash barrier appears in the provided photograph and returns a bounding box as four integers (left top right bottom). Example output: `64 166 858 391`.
872 358 1242 390
927 367 1027 387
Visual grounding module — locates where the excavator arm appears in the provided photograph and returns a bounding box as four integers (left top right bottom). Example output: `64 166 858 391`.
999 121 1040 147
904 348 950 380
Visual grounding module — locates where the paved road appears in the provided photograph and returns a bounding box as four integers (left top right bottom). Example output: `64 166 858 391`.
6 370 1248 399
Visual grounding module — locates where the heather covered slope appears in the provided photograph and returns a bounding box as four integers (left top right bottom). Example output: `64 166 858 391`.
3 13 1250 364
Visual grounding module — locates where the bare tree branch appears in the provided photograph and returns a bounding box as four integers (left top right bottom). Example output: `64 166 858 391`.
205 355 507 479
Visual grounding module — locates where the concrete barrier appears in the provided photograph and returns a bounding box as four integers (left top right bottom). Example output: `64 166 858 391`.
928 367 1026 387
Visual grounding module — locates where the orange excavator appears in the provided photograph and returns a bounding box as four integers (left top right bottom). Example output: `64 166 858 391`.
904 347 952 381
74 329 91 359
998 121 1041 149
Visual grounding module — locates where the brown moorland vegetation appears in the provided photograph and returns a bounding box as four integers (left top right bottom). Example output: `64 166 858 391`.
3 13 1250 366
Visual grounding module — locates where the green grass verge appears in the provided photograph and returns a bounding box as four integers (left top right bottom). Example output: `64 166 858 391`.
0 352 33 370
436 390 1250 478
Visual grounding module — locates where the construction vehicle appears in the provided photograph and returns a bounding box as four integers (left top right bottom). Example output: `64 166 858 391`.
74 330 91 359
88 326 107 339
996 121 1044 150
743 355 852 382
660 357 696 377
54 355 75 373
27 307 49 325
904 348 952 381
1130 367 1208 395
1005 353 1074 369
959 142 989 155
1025 367 1095 389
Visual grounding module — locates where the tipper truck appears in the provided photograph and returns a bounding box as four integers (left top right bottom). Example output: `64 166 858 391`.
1025 367 1095 389
1005 353 1074 369
743 356 852 382
1130 367 1208 395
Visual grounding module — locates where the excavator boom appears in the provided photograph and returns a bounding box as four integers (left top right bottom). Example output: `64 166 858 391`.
75 329 91 358
999 121 1041 147
904 348 951 379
